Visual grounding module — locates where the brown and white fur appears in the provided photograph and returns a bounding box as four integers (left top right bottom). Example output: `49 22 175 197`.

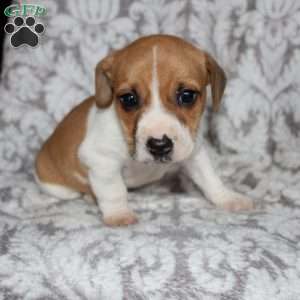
35 35 254 226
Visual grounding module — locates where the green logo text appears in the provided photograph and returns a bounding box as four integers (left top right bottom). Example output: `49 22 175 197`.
4 4 47 17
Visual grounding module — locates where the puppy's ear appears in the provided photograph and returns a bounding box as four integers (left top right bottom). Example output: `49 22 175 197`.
95 54 115 108
205 53 227 112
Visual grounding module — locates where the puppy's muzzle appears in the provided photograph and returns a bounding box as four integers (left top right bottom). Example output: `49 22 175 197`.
146 134 173 160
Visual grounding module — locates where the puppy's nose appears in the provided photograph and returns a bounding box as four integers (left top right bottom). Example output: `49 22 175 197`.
146 135 173 157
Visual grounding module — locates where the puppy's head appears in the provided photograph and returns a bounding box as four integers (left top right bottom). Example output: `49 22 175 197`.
95 35 226 163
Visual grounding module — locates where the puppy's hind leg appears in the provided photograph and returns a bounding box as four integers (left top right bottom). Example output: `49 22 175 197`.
35 144 81 200
34 172 80 200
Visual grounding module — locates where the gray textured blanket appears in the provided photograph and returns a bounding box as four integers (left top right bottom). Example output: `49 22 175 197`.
0 0 300 299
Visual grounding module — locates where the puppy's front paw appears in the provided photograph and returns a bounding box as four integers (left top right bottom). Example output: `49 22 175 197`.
103 210 138 226
215 191 254 212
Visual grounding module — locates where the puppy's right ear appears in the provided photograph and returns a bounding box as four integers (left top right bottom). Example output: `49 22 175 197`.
94 53 115 108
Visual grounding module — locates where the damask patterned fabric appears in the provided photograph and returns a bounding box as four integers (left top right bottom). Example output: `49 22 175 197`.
0 0 300 299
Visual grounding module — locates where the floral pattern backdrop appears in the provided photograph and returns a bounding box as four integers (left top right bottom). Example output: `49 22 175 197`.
0 0 300 299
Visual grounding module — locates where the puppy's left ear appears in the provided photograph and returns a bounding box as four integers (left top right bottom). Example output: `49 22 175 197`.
205 53 227 112
94 53 115 108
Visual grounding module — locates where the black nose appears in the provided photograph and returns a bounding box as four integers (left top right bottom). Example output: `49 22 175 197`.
146 135 173 157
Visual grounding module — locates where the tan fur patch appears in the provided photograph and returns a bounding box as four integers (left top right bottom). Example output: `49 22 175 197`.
35 97 94 196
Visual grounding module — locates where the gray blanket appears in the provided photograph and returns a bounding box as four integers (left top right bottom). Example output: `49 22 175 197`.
0 0 300 299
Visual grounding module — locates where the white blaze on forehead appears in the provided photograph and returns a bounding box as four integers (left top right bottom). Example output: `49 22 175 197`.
135 44 195 162
151 45 161 109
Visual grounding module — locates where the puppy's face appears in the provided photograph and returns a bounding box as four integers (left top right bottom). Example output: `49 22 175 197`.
95 35 226 163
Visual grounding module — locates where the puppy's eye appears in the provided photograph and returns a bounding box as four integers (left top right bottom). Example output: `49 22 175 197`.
119 92 139 110
176 89 198 106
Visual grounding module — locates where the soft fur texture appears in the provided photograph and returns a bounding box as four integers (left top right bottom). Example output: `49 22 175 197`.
0 1 300 299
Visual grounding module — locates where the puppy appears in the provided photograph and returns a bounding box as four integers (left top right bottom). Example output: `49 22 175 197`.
35 34 254 226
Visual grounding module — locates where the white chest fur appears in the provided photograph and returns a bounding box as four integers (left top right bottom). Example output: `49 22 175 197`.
78 104 178 189
122 160 177 188
78 104 128 168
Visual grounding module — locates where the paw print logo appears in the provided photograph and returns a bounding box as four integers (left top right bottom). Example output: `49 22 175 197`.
4 16 45 48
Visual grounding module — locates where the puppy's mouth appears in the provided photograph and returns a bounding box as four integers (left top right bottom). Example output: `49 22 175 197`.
132 150 173 164
151 153 172 163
